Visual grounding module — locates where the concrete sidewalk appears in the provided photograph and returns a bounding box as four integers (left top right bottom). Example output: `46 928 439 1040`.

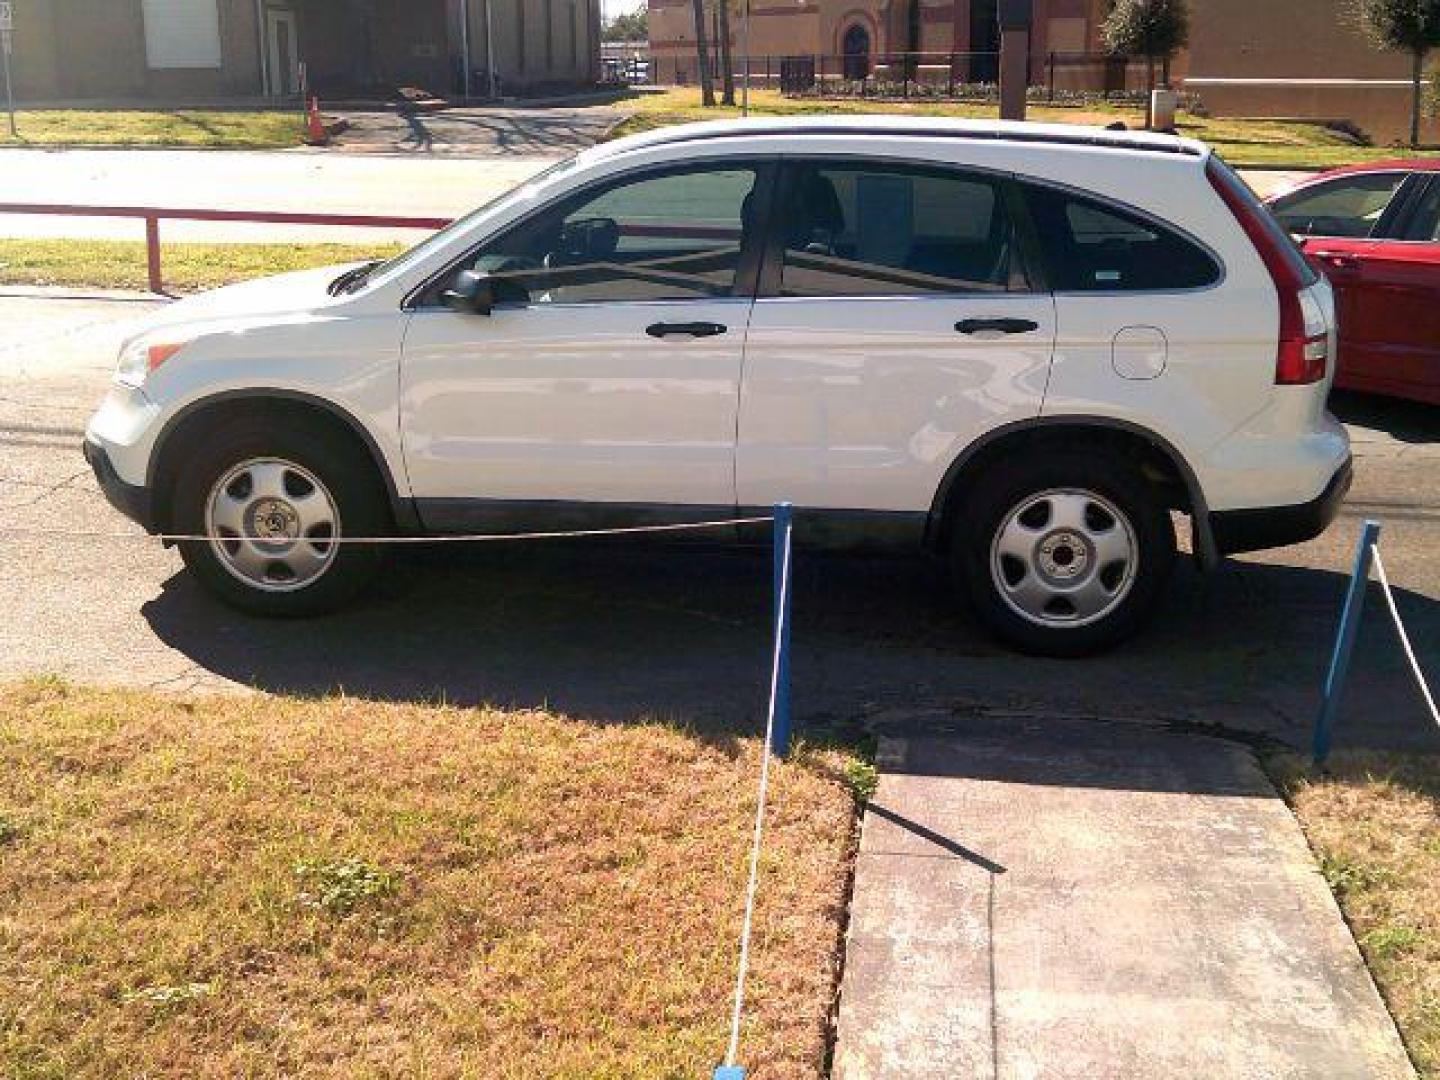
833 717 1414 1079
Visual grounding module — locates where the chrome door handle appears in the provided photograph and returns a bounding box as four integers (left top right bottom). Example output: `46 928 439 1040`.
955 318 1040 335
646 321 727 338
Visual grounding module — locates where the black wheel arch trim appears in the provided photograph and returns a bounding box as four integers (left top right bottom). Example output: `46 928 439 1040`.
925 415 1219 569
146 389 420 535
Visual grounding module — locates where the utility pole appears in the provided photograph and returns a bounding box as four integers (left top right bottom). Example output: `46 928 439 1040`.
484 0 498 99
0 1 15 139
741 0 750 116
459 0 472 99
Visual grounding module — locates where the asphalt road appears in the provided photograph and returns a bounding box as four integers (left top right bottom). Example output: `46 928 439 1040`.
3 293 1437 753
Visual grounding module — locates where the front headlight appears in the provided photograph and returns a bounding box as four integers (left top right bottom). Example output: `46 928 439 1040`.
115 335 189 388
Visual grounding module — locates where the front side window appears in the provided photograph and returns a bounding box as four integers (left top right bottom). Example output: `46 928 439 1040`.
453 165 761 306
1270 173 1407 239
777 163 1020 297
1021 183 1221 292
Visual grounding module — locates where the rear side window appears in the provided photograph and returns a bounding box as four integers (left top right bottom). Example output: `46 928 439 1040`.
777 163 1020 297
1020 182 1221 292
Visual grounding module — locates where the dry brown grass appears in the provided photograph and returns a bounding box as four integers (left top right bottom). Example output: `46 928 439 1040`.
0 679 861 1078
1269 751 1440 1077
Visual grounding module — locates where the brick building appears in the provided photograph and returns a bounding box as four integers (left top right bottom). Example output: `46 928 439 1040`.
9 0 602 102
649 0 1437 144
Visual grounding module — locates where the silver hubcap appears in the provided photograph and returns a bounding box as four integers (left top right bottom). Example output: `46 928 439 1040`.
204 458 341 593
990 488 1138 628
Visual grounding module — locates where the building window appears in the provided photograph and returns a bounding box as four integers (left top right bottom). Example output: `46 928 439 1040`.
842 24 871 80
141 0 223 70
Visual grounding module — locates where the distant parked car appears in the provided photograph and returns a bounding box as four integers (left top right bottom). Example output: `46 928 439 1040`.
1268 160 1440 406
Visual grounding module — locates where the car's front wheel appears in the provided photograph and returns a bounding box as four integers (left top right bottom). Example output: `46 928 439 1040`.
951 448 1175 657
171 418 388 616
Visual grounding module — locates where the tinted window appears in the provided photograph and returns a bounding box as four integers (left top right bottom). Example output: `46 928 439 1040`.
1402 177 1440 242
1270 173 1406 239
778 164 1019 297
1022 184 1221 292
455 165 760 305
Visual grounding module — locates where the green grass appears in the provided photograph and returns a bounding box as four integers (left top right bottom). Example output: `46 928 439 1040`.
1269 751 1440 1077
608 88 1440 170
0 679 860 1077
0 239 405 293
0 110 306 149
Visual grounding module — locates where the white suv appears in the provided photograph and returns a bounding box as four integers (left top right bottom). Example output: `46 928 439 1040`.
84 117 1350 656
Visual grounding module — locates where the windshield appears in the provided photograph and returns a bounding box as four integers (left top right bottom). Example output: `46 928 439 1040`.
362 155 584 287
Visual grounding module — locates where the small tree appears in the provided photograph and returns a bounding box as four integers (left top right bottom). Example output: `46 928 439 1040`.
602 10 648 43
1103 0 1191 128
1355 0 1440 147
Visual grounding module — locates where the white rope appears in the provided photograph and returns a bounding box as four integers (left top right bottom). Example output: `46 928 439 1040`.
1370 545 1440 730
0 516 774 545
725 519 791 1068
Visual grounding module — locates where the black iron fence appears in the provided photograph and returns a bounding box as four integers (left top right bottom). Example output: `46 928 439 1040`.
633 51 1160 103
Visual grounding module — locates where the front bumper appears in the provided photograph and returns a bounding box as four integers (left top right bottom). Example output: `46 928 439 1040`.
1209 457 1353 556
83 438 156 533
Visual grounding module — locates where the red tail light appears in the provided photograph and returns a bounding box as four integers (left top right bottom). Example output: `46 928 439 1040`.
1206 158 1328 385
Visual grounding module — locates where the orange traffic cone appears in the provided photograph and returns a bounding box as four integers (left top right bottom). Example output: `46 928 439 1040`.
305 96 328 146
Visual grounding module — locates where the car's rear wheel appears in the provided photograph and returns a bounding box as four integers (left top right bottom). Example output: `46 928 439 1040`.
171 418 388 616
951 448 1175 657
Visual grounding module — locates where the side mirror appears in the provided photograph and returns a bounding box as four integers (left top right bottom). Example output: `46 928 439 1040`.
442 269 495 316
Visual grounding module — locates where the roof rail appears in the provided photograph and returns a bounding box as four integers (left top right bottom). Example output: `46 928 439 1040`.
610 118 1204 158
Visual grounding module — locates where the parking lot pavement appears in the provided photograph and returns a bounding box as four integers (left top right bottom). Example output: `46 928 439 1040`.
3 294 1438 752
0 149 555 244
330 105 623 155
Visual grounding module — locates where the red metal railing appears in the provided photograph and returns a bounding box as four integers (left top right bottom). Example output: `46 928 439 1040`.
0 203 453 294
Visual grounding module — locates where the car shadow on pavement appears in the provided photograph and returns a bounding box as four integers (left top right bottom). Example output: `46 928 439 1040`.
138 540 1440 754
1331 390 1440 444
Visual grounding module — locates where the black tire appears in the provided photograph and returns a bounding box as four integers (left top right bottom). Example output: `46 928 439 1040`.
949 447 1175 657
171 417 389 617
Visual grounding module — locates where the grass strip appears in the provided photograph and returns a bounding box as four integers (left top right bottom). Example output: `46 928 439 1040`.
1268 750 1440 1077
0 239 405 293
0 678 862 1077
0 110 305 149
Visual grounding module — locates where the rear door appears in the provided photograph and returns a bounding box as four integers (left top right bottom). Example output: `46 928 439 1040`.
736 159 1056 517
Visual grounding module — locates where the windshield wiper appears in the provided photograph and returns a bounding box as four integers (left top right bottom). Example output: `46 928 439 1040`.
327 260 382 296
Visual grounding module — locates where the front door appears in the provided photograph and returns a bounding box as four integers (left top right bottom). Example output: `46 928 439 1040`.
1328 175 1440 403
265 9 299 97
737 160 1056 515
400 161 773 528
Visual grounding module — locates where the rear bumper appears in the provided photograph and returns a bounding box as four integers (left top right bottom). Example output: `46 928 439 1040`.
1209 457 1352 556
83 438 156 533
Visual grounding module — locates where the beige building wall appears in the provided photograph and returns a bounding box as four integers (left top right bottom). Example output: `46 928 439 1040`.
12 0 262 102
1180 0 1436 143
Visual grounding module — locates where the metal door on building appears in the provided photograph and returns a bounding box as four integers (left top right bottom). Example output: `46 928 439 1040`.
266 8 300 96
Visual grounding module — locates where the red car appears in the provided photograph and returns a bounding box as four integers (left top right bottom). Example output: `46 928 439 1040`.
1267 160 1440 406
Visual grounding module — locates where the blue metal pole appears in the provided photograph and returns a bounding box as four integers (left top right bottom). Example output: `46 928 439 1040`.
771 502 794 758
1313 519 1382 766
